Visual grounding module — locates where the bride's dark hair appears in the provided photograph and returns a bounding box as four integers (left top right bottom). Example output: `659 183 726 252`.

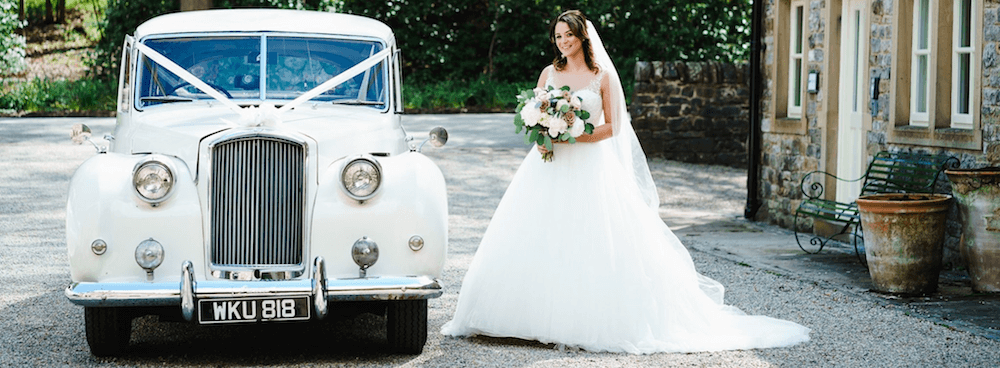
549 10 597 73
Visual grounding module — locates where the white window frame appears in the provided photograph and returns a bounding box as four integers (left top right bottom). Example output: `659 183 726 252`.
951 0 975 129
787 1 805 119
910 0 931 126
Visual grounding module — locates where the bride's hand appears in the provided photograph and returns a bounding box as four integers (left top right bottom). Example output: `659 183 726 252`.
537 144 550 155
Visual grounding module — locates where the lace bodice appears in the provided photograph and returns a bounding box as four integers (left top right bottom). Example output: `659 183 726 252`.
546 68 604 126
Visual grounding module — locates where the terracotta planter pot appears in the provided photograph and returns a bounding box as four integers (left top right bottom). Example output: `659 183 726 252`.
856 193 952 294
946 169 1000 293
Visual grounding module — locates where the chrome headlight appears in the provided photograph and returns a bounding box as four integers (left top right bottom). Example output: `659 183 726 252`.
133 157 175 204
341 156 382 200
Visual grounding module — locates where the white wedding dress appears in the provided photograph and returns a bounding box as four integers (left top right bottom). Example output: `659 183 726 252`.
440 68 811 354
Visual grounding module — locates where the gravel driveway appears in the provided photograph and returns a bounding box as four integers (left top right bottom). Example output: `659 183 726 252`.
1 116 998 367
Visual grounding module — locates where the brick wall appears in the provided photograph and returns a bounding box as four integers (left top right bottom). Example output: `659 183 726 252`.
630 61 750 168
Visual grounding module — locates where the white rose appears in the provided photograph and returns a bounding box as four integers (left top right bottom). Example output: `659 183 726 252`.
521 104 542 127
568 116 585 137
537 114 551 128
548 117 568 138
533 87 547 99
570 96 582 110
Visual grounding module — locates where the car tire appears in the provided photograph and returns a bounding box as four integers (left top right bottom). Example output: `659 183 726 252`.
84 307 133 357
386 299 427 354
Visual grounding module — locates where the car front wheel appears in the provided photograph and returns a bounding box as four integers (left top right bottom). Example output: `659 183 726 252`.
84 307 133 357
386 299 427 354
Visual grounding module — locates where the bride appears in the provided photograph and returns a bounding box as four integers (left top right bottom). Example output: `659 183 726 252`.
441 10 811 354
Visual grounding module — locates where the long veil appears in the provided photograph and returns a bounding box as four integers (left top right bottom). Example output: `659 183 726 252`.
586 21 660 210
588 21 727 303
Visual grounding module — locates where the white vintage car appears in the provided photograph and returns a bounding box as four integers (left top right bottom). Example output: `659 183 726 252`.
65 9 448 356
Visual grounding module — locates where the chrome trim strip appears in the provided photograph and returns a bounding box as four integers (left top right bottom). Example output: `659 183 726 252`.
65 275 442 308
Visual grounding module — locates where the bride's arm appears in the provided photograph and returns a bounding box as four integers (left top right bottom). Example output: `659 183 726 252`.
536 66 550 89
572 72 614 143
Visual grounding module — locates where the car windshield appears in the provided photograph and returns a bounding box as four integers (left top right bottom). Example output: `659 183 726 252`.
136 35 387 109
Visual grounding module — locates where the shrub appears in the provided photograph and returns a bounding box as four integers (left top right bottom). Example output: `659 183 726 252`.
403 76 533 111
0 76 116 111
0 0 27 76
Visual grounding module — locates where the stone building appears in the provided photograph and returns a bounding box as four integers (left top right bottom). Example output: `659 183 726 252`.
755 0 999 267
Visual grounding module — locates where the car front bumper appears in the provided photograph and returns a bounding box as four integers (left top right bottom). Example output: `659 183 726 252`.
64 257 442 321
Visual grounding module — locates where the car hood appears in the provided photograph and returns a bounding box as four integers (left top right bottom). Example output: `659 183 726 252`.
126 104 405 178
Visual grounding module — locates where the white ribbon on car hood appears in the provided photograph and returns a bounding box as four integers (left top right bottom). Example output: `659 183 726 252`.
134 41 392 127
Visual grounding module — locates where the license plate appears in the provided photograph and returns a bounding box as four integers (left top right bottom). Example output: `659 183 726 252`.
198 296 311 324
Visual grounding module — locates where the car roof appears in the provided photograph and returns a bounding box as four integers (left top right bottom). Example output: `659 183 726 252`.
134 9 395 45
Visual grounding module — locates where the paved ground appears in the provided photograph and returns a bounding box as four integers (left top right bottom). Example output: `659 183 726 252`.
1 115 999 367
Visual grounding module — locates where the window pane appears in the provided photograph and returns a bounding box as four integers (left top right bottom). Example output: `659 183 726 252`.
959 53 971 114
917 55 928 113
918 0 930 50
266 37 385 104
794 59 802 107
795 6 803 54
139 37 262 107
961 0 972 48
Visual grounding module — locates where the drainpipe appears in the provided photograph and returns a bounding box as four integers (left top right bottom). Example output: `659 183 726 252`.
744 0 764 219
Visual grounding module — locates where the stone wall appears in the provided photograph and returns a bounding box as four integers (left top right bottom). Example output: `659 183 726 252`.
755 0 826 231
630 61 750 168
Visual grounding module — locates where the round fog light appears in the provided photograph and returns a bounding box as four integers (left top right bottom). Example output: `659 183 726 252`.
135 238 165 270
408 235 424 251
351 237 379 270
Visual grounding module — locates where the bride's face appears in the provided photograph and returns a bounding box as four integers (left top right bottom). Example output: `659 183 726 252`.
553 22 582 59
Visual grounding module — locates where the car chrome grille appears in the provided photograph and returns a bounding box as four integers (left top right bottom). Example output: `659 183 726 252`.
210 136 304 267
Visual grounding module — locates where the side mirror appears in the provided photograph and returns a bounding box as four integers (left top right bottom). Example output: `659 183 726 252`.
71 123 92 145
428 126 448 148
414 126 448 152
71 124 108 153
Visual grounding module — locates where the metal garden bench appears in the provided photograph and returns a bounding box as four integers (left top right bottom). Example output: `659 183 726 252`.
794 151 959 259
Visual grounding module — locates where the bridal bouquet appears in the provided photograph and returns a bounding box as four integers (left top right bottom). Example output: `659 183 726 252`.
514 86 594 162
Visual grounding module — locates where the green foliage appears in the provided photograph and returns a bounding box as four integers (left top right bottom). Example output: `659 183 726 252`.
0 0 26 76
403 76 532 110
337 0 751 92
0 76 117 111
88 0 176 77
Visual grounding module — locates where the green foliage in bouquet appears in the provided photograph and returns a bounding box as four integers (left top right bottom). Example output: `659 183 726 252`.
514 85 593 158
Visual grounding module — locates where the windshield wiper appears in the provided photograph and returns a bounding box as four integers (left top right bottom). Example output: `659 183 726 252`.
332 99 385 106
140 96 195 104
